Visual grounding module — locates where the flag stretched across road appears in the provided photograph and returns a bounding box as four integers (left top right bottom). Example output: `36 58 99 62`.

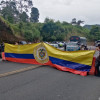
4 43 95 76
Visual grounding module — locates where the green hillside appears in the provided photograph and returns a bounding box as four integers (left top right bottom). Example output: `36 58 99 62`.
0 16 21 43
0 0 99 43
1 16 100 43
0 16 91 43
11 19 90 42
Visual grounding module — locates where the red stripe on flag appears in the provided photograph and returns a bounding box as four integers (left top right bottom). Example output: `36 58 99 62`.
5 57 52 65
89 57 96 75
51 64 87 76
5 57 95 76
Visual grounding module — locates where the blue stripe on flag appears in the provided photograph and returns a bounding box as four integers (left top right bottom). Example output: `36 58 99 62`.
49 56 91 72
5 53 34 59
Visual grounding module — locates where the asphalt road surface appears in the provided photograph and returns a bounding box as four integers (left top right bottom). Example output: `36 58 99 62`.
0 60 100 100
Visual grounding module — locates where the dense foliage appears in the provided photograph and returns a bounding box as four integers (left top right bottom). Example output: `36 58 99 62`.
10 18 90 42
88 25 100 41
1 15 100 42
0 0 39 23
0 0 100 43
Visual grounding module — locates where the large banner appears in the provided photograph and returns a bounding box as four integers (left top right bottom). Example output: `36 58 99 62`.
4 43 95 76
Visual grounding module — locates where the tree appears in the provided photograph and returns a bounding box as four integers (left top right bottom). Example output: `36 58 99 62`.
90 26 100 35
44 17 54 23
24 30 33 41
30 7 39 22
15 0 33 22
77 20 84 26
41 18 66 41
0 0 36 23
0 1 19 23
24 27 41 42
10 0 33 13
71 18 84 26
71 18 76 25
19 12 29 22
18 22 24 36
51 35 56 41
89 26 100 40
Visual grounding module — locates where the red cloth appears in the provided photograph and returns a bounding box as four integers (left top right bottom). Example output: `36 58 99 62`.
89 57 96 75
4 52 96 76
2 52 5 60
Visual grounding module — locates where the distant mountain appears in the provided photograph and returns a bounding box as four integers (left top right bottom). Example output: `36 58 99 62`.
84 24 100 30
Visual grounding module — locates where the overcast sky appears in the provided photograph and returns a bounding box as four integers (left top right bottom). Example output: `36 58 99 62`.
33 0 100 25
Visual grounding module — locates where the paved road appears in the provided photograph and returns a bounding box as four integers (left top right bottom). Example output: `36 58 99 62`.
0 61 100 100
0 60 37 74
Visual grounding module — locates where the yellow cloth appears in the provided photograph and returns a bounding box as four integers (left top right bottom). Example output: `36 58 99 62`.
5 43 95 66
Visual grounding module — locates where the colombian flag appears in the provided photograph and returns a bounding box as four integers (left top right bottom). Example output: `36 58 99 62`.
4 43 95 76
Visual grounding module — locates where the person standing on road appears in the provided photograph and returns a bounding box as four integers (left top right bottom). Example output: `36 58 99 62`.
80 45 85 50
95 44 100 76
84 46 88 50
1 42 5 61
64 43 66 51
1 42 4 52
15 42 18 45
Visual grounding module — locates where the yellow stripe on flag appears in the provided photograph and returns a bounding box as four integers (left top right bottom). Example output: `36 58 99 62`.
4 43 95 66
43 43 95 66
5 43 40 54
